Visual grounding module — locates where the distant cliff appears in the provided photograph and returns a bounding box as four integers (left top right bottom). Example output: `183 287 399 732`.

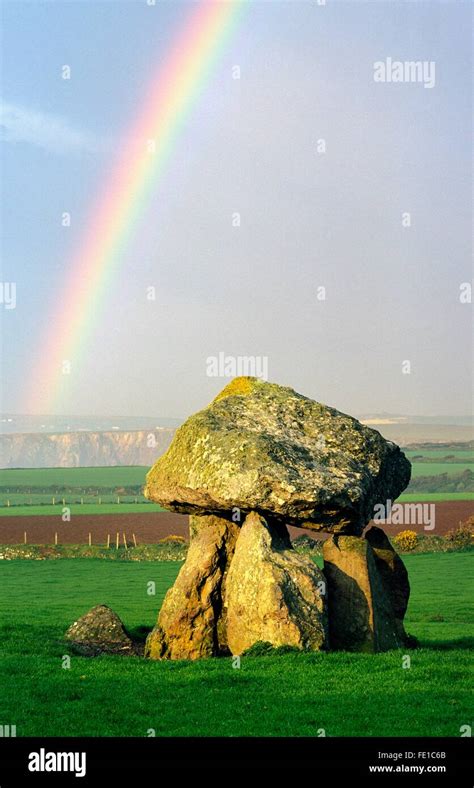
0 429 176 468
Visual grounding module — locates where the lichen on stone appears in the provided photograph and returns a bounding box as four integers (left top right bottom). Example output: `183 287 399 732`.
145 377 411 534
211 376 261 402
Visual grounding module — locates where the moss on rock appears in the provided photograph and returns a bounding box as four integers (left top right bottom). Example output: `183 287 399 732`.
145 377 411 534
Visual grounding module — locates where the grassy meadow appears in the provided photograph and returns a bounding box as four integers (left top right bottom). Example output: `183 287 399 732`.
409 463 473 477
0 466 149 487
0 503 165 516
0 553 472 737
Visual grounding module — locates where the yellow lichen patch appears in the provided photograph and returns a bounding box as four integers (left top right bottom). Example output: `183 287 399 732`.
212 376 260 403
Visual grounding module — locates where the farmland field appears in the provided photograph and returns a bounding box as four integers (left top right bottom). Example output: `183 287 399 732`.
0 466 153 511
404 449 473 459
0 501 472 543
0 493 472 518
0 466 151 509
403 448 473 480
0 503 165 517
409 463 473 477
0 553 472 737
397 492 474 502
2 458 473 488
0 466 149 487
0 461 473 514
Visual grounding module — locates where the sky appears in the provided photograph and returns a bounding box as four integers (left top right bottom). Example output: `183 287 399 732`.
1 0 472 421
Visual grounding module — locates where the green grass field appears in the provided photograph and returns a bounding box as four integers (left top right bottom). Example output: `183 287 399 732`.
397 492 474 502
405 449 473 460
0 553 472 737
0 466 152 510
0 503 165 516
0 466 149 487
409 463 473 478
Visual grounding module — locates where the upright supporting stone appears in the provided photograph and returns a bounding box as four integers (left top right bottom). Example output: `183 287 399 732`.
225 512 328 655
365 525 410 644
145 515 239 660
323 535 401 652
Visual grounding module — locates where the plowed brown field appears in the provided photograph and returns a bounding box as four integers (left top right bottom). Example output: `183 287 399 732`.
0 501 471 545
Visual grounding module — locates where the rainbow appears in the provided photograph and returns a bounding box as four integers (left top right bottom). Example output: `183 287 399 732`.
28 0 244 414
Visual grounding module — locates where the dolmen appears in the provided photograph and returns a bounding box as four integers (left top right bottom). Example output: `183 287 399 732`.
144 376 411 659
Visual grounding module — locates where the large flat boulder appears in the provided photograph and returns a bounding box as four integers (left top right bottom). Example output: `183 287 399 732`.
225 512 328 654
145 377 410 534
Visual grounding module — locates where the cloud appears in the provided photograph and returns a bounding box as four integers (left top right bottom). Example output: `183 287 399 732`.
0 101 101 155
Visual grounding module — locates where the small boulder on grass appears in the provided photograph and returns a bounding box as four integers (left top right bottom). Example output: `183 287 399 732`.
65 604 139 656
